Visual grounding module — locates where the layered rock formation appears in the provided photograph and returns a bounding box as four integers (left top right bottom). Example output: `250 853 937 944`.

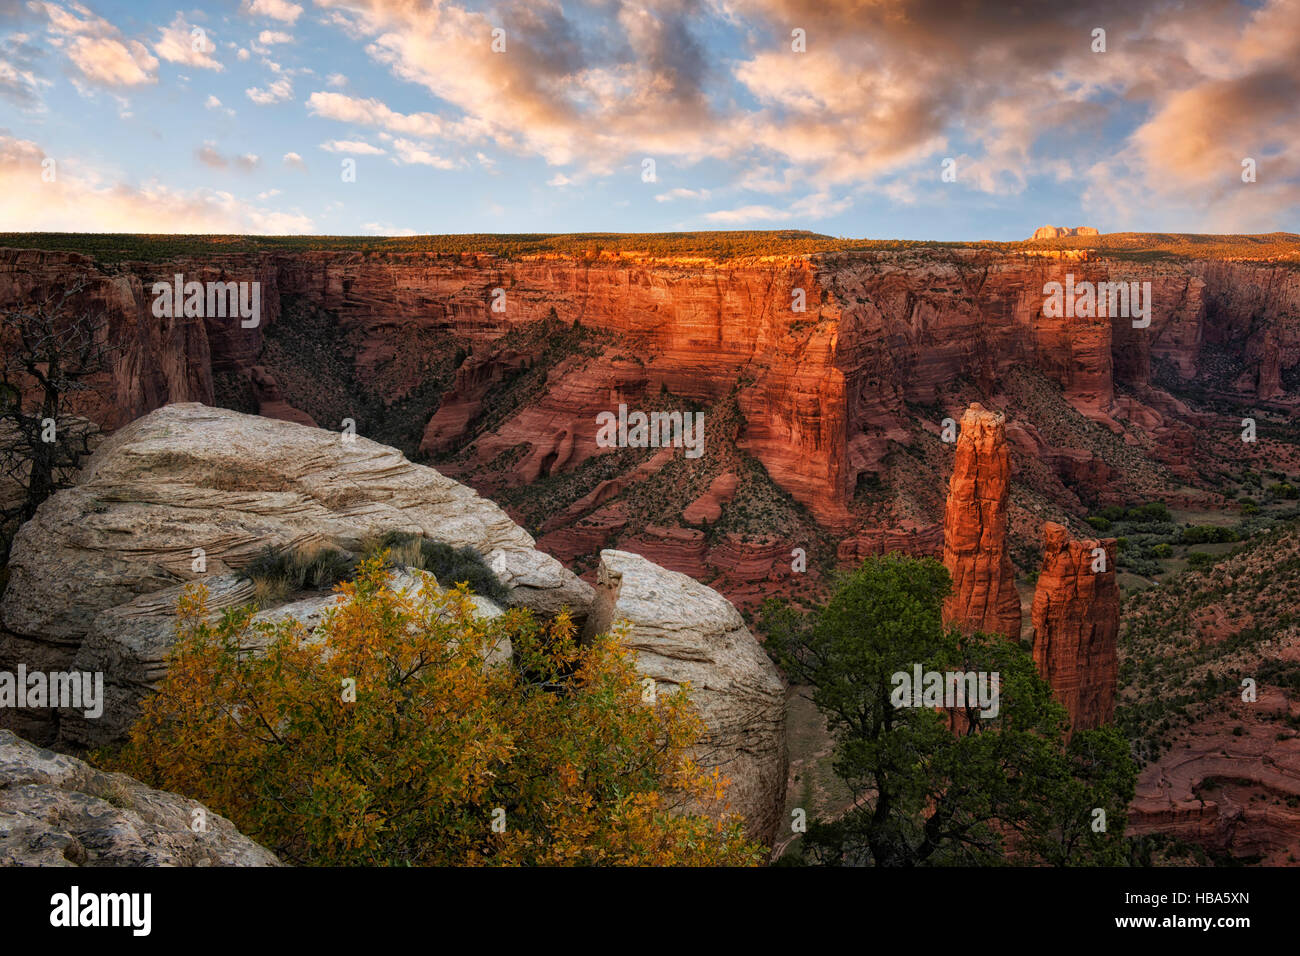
1127 690 1300 864
3 244 1295 528
1 241 1297 610
583 549 787 847
941 404 1021 640
1030 522 1120 730
1031 226 1100 240
0 403 593 746
0 405 789 849
0 729 279 866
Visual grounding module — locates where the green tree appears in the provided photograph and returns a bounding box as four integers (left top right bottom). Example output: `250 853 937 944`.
761 554 1135 866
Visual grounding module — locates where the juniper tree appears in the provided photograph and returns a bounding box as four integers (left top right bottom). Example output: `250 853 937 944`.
761 554 1136 866
0 280 115 561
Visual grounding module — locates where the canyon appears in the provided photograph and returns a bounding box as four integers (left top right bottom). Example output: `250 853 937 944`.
1 238 1297 612
1 232 1299 865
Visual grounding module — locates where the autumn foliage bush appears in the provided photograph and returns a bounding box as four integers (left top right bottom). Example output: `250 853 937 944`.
106 554 762 866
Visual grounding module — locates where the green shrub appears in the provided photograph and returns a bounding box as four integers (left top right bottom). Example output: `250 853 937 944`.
365 530 511 605
242 543 355 606
1086 515 1112 532
1186 551 1214 569
418 540 511 605
1127 502 1172 524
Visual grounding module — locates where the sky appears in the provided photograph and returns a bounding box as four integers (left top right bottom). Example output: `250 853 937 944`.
1 0 1298 240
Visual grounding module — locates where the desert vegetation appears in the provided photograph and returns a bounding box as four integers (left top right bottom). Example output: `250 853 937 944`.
760 554 1136 866
104 554 763 866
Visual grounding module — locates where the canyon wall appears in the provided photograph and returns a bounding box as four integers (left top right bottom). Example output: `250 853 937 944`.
1 245 1297 530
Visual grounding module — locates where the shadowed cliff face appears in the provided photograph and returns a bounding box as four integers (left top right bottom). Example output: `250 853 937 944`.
1 244 1298 607
1032 522 1120 731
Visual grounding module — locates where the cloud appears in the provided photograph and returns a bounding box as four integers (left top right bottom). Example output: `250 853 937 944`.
2 133 312 233
362 221 418 236
655 187 710 202
197 142 260 170
246 76 292 104
389 138 457 169
297 0 1300 231
305 91 445 139
196 143 226 167
241 0 303 25
0 34 47 108
702 190 851 224
154 14 222 71
319 139 386 154
326 72 347 87
37 1 157 88
257 30 293 45
282 151 306 169
204 93 234 115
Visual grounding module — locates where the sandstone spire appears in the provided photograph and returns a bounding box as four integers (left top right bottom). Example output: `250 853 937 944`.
941 403 1021 640
1031 522 1120 730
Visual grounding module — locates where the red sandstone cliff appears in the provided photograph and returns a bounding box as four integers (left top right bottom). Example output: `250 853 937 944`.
1031 522 1120 730
1 243 1297 590
941 404 1022 641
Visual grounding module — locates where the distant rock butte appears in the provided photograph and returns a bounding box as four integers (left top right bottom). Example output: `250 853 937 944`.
0 729 279 866
1031 225 1101 240
941 404 1022 641
1031 522 1120 731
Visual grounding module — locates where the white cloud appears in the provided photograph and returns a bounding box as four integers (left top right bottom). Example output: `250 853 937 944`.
246 76 292 104
282 151 306 169
154 14 222 71
326 72 347 88
241 0 303 24
257 30 293 45
204 94 234 116
305 91 445 139
320 139 386 155
702 203 784 224
655 187 711 202
363 221 419 236
390 138 457 169
703 191 851 224
38 1 158 89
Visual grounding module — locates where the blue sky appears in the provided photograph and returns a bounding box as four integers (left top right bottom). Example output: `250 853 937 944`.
2 0 1298 239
